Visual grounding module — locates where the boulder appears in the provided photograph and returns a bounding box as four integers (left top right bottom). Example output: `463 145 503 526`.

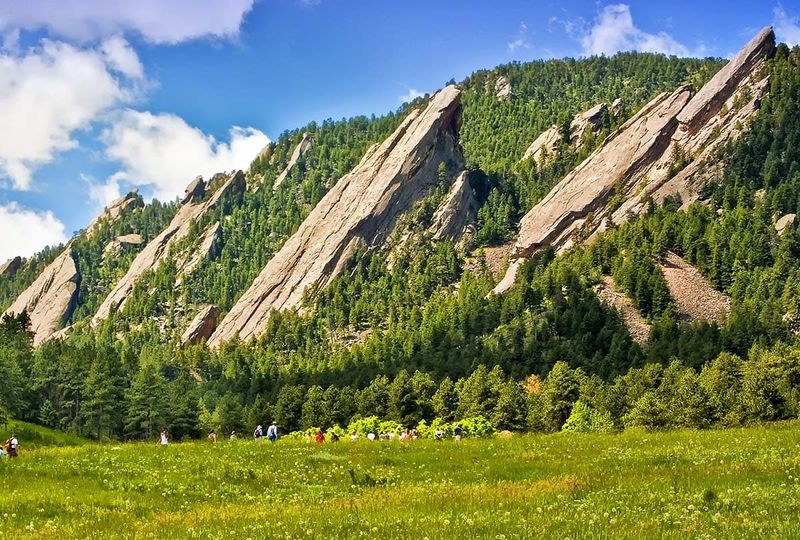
775 213 796 235
92 171 245 326
495 75 513 100
611 97 624 117
274 132 314 189
494 27 775 294
428 171 477 245
181 304 220 345
0 256 22 280
4 249 78 346
103 233 144 257
209 85 465 347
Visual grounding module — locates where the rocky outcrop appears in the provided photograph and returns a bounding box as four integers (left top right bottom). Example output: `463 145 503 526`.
178 222 222 281
209 85 465 347
611 97 624 117
92 171 246 326
775 213 796 235
4 249 78 346
0 256 22 280
521 102 609 163
274 132 313 189
181 304 220 345
103 234 143 257
494 27 775 295
428 171 477 245
85 191 141 236
495 76 513 100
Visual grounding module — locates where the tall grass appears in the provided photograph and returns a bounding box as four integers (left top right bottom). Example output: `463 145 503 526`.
1 423 799 538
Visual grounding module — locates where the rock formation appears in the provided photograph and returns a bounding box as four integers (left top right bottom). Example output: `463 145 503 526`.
4 250 78 346
209 85 465 347
494 27 775 295
85 191 141 236
274 132 313 189
103 234 143 257
659 252 730 323
775 213 796 235
0 256 22 280
92 171 245 326
181 304 220 345
521 102 609 163
428 171 477 245
177 222 222 281
495 75 513 100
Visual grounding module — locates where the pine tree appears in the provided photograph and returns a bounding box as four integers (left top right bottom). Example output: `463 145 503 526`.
124 363 167 440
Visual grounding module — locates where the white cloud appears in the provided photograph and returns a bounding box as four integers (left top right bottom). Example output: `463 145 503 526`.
101 35 144 79
775 6 800 47
399 88 425 103
508 22 532 52
0 0 255 44
83 172 123 212
580 4 702 57
0 202 68 260
0 39 139 190
101 110 269 202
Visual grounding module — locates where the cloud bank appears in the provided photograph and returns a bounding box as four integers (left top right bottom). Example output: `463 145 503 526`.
0 0 255 44
0 202 67 261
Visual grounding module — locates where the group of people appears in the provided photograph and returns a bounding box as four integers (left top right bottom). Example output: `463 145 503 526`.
315 424 463 443
1 434 19 458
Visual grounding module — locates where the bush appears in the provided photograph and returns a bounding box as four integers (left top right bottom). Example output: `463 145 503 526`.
346 416 380 437
561 401 615 433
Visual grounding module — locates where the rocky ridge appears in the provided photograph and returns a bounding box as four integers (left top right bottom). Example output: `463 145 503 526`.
209 85 465 347
494 27 776 295
91 171 245 326
521 102 611 163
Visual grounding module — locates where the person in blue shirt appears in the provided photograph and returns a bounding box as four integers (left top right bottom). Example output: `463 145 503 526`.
267 422 278 443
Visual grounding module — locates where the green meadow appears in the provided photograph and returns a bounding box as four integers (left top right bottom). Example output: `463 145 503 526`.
1 423 799 539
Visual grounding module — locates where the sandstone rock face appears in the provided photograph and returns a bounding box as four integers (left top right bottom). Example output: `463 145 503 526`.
611 97 624 117
4 249 78 346
429 171 477 245
103 234 144 257
776 213 796 235
274 132 313 189
521 102 609 163
92 171 245 325
178 221 222 281
209 85 464 347
495 75 513 100
85 191 141 236
494 27 775 294
0 256 22 280
181 304 220 345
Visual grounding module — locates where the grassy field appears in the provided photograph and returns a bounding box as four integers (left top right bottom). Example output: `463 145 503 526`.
1 423 799 539
0 420 88 450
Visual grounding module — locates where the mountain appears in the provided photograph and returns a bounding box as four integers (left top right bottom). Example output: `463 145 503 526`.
4 27 800 440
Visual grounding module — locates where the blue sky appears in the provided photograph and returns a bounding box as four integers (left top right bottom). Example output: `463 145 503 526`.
0 0 799 261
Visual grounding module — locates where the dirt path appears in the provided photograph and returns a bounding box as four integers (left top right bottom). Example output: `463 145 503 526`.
594 276 650 346
658 251 731 323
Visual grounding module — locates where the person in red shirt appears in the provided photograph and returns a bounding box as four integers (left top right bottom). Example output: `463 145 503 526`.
315 430 325 443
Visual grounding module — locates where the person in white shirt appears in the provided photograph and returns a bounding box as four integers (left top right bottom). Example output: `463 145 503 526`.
5 435 18 458
267 422 278 443
159 429 168 447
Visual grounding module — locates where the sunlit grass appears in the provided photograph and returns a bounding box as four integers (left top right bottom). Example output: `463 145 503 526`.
1 423 799 538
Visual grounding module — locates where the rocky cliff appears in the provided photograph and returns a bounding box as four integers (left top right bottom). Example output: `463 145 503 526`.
494 27 775 294
0 256 22 280
91 171 245 326
274 132 313 189
428 171 477 245
209 85 465 347
521 102 612 163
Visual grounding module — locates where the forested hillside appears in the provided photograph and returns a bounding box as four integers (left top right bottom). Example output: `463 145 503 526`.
3 41 800 442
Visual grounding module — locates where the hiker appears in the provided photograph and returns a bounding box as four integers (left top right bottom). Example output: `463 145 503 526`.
208 430 217 443
367 432 376 441
330 432 340 442
411 428 419 440
315 430 325 443
349 433 358 442
434 428 443 441
159 429 168 447
453 425 462 441
253 425 263 442
267 422 278 443
230 431 238 441
6 435 18 457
